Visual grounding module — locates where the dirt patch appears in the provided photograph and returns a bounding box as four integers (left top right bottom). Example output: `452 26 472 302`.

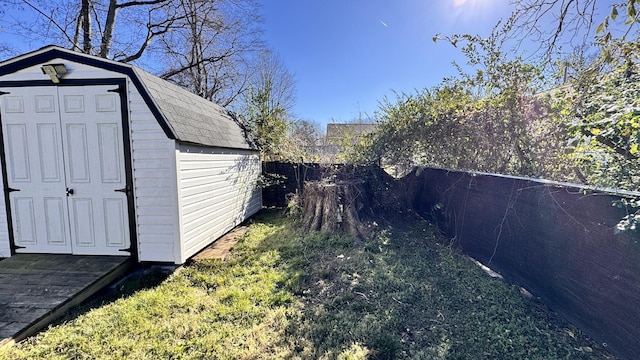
192 226 248 261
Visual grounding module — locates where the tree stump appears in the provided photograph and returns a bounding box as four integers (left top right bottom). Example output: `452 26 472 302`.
301 180 369 240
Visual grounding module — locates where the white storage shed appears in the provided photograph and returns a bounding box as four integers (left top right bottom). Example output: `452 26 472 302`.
0 46 262 264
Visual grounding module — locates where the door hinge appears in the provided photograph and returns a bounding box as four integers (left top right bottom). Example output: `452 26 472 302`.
0 91 10 96
108 86 124 94
119 247 131 253
7 187 20 192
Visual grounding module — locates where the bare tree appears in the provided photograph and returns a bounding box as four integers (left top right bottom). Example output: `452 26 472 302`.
250 50 296 115
0 0 180 62
0 0 270 112
240 50 296 159
158 0 263 107
290 119 323 161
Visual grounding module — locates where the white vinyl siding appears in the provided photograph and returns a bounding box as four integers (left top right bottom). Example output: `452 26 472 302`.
127 82 180 263
176 145 261 263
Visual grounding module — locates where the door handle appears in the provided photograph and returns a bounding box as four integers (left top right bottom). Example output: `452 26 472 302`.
115 186 130 196
66 188 74 196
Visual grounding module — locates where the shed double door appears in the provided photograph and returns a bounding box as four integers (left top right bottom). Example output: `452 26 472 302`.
0 85 130 255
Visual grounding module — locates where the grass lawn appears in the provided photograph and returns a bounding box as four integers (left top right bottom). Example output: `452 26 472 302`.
1 210 614 359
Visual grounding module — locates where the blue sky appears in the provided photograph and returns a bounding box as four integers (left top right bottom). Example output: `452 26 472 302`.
261 0 514 126
0 0 619 128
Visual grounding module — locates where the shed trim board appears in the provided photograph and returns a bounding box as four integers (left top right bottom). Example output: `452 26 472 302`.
0 46 261 264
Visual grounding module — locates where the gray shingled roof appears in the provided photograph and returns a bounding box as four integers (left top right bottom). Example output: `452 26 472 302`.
132 68 255 150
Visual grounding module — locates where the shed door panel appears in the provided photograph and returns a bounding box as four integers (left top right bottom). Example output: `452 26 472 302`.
0 85 130 256
1 87 71 253
59 86 130 255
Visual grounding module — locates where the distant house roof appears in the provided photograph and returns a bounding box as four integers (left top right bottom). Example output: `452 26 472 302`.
0 45 255 150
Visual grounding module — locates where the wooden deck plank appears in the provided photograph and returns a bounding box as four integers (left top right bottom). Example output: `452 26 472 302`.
0 274 101 287
0 308 50 323
1 296 69 308
0 285 88 297
0 254 133 348
0 323 30 337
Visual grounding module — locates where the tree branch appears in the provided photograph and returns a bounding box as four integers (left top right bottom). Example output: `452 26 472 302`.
579 128 639 160
118 16 176 62
20 0 76 45
116 0 167 9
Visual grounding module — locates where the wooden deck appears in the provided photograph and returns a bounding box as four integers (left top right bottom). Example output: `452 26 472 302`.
0 254 133 348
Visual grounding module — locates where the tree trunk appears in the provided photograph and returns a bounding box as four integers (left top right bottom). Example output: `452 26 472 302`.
300 181 368 240
72 12 82 51
100 0 119 58
81 0 92 53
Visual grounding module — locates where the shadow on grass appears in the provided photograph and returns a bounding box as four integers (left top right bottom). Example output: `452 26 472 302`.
249 210 614 359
